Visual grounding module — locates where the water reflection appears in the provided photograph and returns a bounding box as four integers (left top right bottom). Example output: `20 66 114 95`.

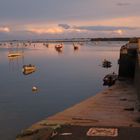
0 41 127 140
8 55 24 72
55 47 63 54
43 43 49 48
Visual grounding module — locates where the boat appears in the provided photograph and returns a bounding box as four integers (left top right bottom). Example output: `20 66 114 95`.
55 43 63 53
8 43 24 58
73 43 79 50
8 52 22 58
55 43 63 49
22 64 36 75
102 59 112 68
23 69 36 75
103 72 118 86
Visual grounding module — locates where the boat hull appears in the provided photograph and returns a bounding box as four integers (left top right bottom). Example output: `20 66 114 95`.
22 65 36 75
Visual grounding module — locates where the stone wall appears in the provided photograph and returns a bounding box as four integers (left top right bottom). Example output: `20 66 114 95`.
119 39 140 100
119 43 137 78
134 40 140 100
138 39 140 52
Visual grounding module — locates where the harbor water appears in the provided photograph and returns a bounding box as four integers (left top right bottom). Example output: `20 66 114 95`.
0 41 126 140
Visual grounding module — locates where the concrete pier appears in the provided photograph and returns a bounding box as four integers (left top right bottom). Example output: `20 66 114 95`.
16 39 140 140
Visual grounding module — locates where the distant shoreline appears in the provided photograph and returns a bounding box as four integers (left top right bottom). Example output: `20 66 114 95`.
0 37 136 43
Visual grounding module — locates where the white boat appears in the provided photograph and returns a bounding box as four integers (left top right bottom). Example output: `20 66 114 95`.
8 44 24 58
8 52 22 57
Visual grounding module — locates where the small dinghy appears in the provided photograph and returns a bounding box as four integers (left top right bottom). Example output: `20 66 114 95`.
55 43 63 49
102 59 112 68
8 52 22 58
103 72 118 86
22 64 36 75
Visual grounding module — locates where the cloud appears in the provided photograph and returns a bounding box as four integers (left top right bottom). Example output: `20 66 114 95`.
26 27 64 34
0 22 139 40
76 26 137 31
0 27 10 33
58 24 71 29
58 24 138 32
57 23 140 37
117 2 131 6
113 29 123 35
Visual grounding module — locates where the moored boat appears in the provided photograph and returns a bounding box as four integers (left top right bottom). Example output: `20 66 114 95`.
22 64 36 75
55 43 63 49
73 43 79 50
103 72 118 86
102 59 112 68
8 52 22 57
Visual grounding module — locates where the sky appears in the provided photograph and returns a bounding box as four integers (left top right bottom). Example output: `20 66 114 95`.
0 0 140 40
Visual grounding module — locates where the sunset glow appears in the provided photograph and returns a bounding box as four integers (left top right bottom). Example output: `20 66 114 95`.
114 29 123 35
0 0 139 39
0 27 10 33
27 27 64 34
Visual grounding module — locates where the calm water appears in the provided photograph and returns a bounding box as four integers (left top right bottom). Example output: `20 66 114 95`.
0 41 125 140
